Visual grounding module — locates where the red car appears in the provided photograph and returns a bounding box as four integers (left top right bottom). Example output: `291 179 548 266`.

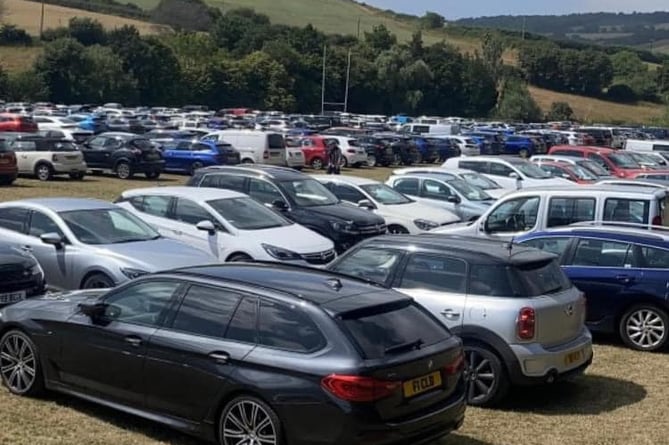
0 113 38 132
535 161 597 184
0 144 18 185
548 145 667 178
296 135 336 170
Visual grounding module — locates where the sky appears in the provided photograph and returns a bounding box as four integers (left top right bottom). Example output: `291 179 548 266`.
362 0 669 19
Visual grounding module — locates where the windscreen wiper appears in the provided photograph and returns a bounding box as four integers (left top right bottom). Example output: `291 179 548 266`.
384 339 424 355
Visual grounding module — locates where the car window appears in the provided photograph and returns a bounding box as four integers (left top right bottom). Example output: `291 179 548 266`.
587 153 611 171
511 259 573 296
171 285 241 338
360 184 412 205
103 280 182 326
0 207 30 233
11 141 37 152
547 198 596 227
520 237 572 256
489 163 515 177
330 248 403 284
639 246 669 268
603 198 649 225
60 208 159 245
571 239 632 267
140 195 171 217
468 264 517 296
258 300 325 353
248 178 284 205
331 184 366 203
458 160 485 172
400 254 467 293
225 297 258 343
200 174 246 192
422 179 452 199
28 211 65 238
207 197 291 230
486 196 540 233
174 198 212 225
267 134 285 149
392 178 420 195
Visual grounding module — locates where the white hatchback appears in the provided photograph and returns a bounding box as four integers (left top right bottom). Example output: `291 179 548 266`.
116 186 336 265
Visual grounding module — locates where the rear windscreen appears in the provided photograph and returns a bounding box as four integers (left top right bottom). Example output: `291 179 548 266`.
511 259 572 297
268 134 285 149
340 301 450 359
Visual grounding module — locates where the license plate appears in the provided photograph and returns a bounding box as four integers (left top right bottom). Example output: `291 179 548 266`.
564 349 585 366
402 371 442 398
0 291 26 304
65 155 78 160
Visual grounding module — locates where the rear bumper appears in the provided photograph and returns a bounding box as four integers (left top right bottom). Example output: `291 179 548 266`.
508 328 593 386
132 160 165 173
53 161 88 174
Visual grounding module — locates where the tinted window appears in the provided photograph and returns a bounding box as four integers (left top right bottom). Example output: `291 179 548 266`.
340 301 449 360
171 285 241 338
511 260 572 296
225 297 258 343
258 301 325 352
393 178 419 195
520 237 571 256
0 207 30 233
401 254 467 293
603 198 649 224
468 265 515 296
332 184 366 203
267 134 285 149
29 211 65 238
104 280 181 326
331 248 403 284
200 174 246 192
639 246 669 268
459 160 485 172
486 196 540 233
547 198 596 227
571 239 631 267
174 199 211 225
489 163 515 177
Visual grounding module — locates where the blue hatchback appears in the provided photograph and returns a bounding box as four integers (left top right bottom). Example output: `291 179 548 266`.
161 139 240 175
516 226 669 352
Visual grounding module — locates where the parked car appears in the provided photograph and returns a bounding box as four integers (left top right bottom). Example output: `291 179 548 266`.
517 225 669 351
434 184 669 240
410 136 441 164
116 187 336 264
535 161 598 184
187 165 387 253
81 132 165 179
294 135 330 169
530 155 615 179
574 127 612 147
462 131 504 155
329 234 593 406
0 263 467 444
0 242 46 306
160 139 240 175
392 167 508 199
7 137 87 181
439 135 480 157
313 175 460 233
68 114 108 133
0 141 18 185
32 115 79 131
355 135 395 167
0 198 217 290
202 130 293 166
386 173 496 221
548 145 663 179
324 136 367 168
372 133 420 165
0 114 38 133
38 128 94 144
502 135 537 157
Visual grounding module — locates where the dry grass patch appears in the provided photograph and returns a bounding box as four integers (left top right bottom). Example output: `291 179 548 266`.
0 45 42 72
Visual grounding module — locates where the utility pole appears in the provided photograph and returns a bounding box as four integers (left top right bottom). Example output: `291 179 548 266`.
357 17 361 39
344 49 352 112
321 45 327 115
39 0 46 39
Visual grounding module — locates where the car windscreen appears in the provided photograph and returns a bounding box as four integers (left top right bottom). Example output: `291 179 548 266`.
566 164 598 181
447 179 492 201
59 208 160 245
578 160 609 176
339 300 450 360
280 179 339 207
207 197 292 230
460 172 501 190
360 183 412 205
608 152 640 168
512 161 553 179
268 134 285 149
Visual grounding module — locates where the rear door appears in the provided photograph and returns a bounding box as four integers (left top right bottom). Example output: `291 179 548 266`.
267 133 286 166
169 198 217 255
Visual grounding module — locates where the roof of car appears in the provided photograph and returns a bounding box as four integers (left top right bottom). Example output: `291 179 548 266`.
167 263 407 312
311 174 377 186
358 234 557 265
99 132 140 138
512 184 665 195
447 155 528 164
550 145 615 153
122 186 245 201
0 198 117 212
194 164 309 181
518 227 669 246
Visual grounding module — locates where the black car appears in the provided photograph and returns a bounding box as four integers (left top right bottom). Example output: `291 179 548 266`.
81 132 165 179
187 165 387 252
372 133 419 165
0 263 467 445
0 243 46 306
356 136 395 167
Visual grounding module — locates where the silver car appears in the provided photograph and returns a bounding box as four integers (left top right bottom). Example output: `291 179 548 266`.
386 173 496 221
329 234 593 407
0 198 217 290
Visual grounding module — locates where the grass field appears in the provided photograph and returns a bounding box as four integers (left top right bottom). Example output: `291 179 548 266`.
0 170 667 445
0 45 42 72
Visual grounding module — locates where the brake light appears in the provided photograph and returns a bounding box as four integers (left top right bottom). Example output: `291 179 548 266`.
263 150 269 159
517 307 535 340
652 215 662 226
321 374 400 402
444 352 465 375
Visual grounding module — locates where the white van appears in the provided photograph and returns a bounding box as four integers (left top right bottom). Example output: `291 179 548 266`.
201 130 301 167
399 123 460 135
624 139 669 162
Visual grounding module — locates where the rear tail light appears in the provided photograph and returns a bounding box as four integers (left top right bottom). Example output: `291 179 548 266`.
263 150 269 159
516 307 535 340
347 149 356 153
652 215 662 226
321 374 400 402
444 351 465 375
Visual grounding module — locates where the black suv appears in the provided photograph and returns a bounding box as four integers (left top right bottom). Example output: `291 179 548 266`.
0 243 46 306
187 165 387 252
81 132 165 179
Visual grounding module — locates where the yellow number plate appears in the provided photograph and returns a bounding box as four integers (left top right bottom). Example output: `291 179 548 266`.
402 371 442 398
564 349 584 366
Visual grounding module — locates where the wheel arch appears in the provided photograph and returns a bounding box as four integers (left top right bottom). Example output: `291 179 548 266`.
452 325 520 383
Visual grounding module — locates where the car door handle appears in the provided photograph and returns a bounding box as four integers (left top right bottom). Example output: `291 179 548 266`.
124 336 142 347
616 275 635 284
209 351 230 364
21 245 32 252
441 309 461 320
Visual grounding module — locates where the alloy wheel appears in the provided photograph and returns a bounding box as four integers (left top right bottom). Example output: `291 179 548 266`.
36 165 52 181
465 349 497 405
116 162 132 179
311 158 323 170
624 308 667 350
0 333 37 394
366 154 377 167
221 400 277 445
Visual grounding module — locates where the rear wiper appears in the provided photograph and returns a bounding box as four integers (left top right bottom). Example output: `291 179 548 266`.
384 339 423 355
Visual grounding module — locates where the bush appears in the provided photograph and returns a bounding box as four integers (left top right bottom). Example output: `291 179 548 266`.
0 25 33 46
69 17 107 46
38 0 147 20
41 27 71 42
606 84 638 103
546 101 574 121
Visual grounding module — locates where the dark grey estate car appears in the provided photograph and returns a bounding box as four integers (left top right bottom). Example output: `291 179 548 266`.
0 263 466 445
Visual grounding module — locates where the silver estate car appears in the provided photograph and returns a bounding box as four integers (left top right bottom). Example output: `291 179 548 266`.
329 234 593 406
0 198 217 290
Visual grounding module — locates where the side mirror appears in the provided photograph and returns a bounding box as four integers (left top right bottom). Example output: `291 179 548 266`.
40 232 63 249
509 172 520 179
196 220 216 234
446 195 461 204
272 199 289 212
480 219 489 232
78 302 107 320
357 199 375 210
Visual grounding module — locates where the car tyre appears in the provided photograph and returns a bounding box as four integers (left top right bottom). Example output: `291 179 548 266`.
310 158 324 170
0 330 45 397
82 273 115 289
366 154 377 168
219 396 283 445
145 171 161 180
387 225 409 234
190 161 204 175
35 163 53 181
228 253 253 262
115 162 133 180
69 172 85 180
463 343 509 407
519 149 529 159
619 304 668 352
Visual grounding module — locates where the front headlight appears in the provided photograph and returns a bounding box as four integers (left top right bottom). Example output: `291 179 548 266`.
414 219 440 231
262 244 302 261
29 263 44 277
330 220 357 234
120 268 149 280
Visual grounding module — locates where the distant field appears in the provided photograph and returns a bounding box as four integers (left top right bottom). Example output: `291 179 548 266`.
3 0 169 35
529 86 665 124
0 46 42 72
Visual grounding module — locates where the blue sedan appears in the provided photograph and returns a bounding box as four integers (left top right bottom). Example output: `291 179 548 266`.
161 140 240 175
